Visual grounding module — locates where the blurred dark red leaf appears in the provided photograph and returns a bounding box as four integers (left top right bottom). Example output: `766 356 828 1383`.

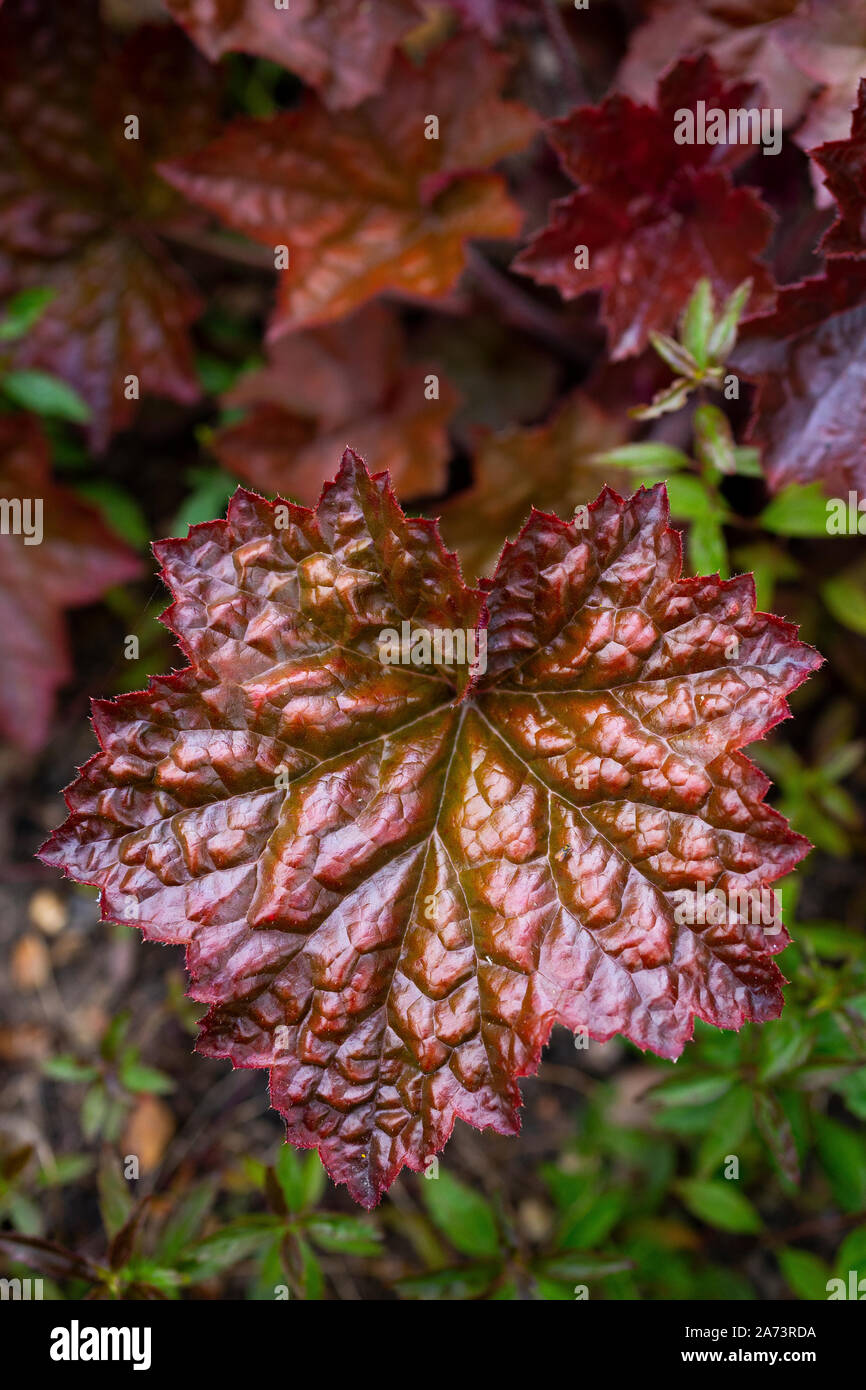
617 1 812 118
160 36 538 337
437 390 630 581
0 1231 99 1283
780 0 866 174
163 0 424 109
735 88 866 496
737 258 866 495
41 452 818 1205
0 415 141 752
813 78 866 256
514 56 776 358
0 0 219 448
211 304 456 504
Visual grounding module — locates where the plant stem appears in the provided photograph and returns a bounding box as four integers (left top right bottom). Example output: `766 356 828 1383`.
465 247 589 367
541 0 586 107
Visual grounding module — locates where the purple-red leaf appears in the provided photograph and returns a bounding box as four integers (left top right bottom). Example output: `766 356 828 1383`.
211 304 456 505
0 0 219 449
734 89 866 494
41 452 819 1206
437 391 630 581
163 0 425 110
737 259 866 496
0 415 141 753
514 57 776 359
160 36 538 338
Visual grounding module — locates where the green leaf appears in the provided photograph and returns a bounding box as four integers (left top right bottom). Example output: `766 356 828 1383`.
649 331 701 379
0 287 54 342
760 483 830 536
304 1214 381 1255
189 1216 283 1276
420 1170 500 1258
80 1084 109 1141
732 447 763 478
650 1074 733 1108
274 1145 306 1213
155 1183 215 1265
665 473 715 521
72 481 150 549
682 279 714 369
814 1116 866 1211
754 1091 800 1187
2 369 91 422
696 1084 754 1178
732 542 799 612
630 377 693 421
676 1179 762 1234
395 1264 498 1300
688 515 728 578
170 467 240 532
835 1225 866 1280
591 442 691 472
694 403 737 476
821 570 866 636
41 1056 99 1084
98 1154 134 1239
758 1014 815 1082
778 1247 832 1300
118 1057 175 1095
534 1252 631 1281
707 279 753 363
37 1155 93 1188
557 1190 626 1250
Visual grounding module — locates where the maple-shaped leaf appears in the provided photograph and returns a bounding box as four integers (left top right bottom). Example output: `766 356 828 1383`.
617 1 813 119
163 0 424 110
733 85 866 496
211 305 456 504
513 57 776 359
736 257 866 495
41 451 819 1206
160 36 538 338
780 0 866 184
0 414 141 752
812 78 866 257
437 391 630 581
0 0 219 449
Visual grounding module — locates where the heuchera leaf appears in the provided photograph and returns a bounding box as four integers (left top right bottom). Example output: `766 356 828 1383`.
616 1 812 119
438 391 631 582
0 0 219 450
736 259 866 496
160 36 538 338
513 57 776 359
40 451 820 1206
211 305 456 505
0 414 141 752
163 0 425 110
735 90 866 494
812 79 866 258
780 0 866 175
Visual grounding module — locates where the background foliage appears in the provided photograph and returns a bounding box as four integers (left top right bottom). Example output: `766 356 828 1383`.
1 0 865 1300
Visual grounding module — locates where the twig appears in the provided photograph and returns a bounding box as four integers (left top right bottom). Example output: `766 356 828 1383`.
465 247 589 368
163 226 275 271
540 0 586 108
